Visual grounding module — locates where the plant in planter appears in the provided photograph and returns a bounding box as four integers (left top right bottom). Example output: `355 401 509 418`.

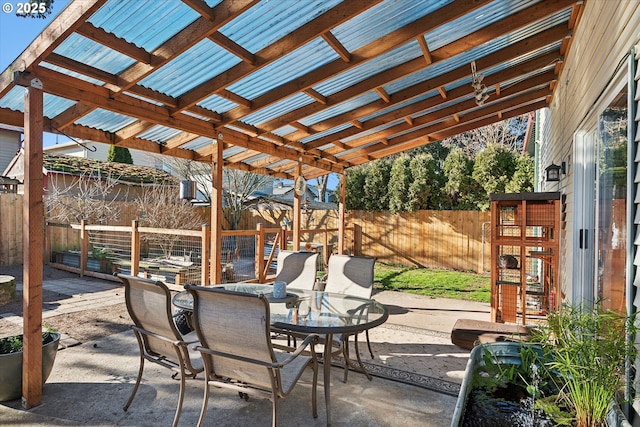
453 304 636 427
532 303 636 427
0 327 61 402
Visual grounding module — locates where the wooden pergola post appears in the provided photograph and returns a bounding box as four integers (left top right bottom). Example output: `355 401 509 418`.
22 78 44 409
210 137 223 285
292 162 302 251
337 173 346 255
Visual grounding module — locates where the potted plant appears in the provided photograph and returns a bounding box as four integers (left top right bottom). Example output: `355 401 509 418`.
452 303 636 427
0 328 61 402
534 304 636 427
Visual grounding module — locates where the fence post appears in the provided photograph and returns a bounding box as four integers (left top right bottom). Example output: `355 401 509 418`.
323 224 329 267
201 224 210 286
80 219 88 278
256 223 265 283
131 220 139 277
352 223 362 256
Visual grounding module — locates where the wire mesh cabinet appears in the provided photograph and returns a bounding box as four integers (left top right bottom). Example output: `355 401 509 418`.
490 192 561 325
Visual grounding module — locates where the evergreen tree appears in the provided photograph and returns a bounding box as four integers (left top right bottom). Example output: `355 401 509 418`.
472 144 518 210
106 145 133 164
505 154 535 193
363 159 391 211
443 148 483 210
407 153 437 211
345 167 366 210
388 154 412 213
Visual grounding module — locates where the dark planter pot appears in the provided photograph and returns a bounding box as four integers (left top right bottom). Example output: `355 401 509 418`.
0 332 61 402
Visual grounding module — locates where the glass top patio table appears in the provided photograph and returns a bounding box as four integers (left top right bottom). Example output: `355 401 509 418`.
172 283 388 335
172 283 388 426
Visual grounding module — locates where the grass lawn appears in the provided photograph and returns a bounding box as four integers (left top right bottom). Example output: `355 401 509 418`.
374 263 491 303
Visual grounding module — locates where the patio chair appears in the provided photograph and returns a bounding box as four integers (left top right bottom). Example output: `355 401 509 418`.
185 285 319 427
324 254 377 382
118 274 203 427
275 250 319 290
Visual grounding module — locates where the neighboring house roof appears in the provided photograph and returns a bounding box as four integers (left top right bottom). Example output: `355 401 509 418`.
5 150 177 185
272 183 319 199
43 153 177 185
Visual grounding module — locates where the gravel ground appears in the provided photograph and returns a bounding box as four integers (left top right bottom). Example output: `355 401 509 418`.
0 264 131 344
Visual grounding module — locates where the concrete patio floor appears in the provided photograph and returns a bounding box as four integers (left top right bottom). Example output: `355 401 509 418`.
0 275 491 426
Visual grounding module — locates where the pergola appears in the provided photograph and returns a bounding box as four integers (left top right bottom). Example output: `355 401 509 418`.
0 0 583 408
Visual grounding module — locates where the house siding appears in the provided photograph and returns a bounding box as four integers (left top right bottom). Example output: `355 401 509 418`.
0 130 21 175
541 1 640 420
542 0 640 301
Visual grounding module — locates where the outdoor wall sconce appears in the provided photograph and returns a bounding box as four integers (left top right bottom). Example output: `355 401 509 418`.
545 163 562 182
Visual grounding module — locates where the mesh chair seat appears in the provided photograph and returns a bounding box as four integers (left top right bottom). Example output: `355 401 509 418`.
324 254 377 382
118 274 203 427
186 285 319 427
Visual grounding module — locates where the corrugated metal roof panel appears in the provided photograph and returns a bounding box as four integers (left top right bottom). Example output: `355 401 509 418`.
333 0 449 52
41 62 105 85
0 88 76 119
242 93 314 126
88 0 203 52
139 39 241 97
219 0 342 54
228 37 338 99
75 109 137 133
182 137 213 151
271 125 298 137
54 33 135 75
314 42 422 96
197 95 238 114
137 125 183 143
300 92 380 126
299 122 352 144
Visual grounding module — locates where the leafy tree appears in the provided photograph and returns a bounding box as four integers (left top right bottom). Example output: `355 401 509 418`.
388 154 412 213
407 153 438 211
363 159 391 211
345 167 366 209
472 144 518 210
106 145 133 164
505 155 535 193
443 148 483 210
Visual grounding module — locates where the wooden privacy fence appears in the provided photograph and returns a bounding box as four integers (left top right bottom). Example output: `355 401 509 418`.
350 210 492 273
1 194 491 273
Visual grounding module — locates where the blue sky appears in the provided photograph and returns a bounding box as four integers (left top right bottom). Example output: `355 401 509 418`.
0 0 72 146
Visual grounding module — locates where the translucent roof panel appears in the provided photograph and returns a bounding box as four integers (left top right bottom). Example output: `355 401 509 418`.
314 42 422 96
139 39 242 97
54 34 136 75
88 0 204 51
137 125 183 143
242 93 314 126
75 109 138 133
219 0 342 54
228 38 339 99
333 0 449 51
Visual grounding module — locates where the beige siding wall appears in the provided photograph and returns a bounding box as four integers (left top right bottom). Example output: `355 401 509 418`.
541 0 640 301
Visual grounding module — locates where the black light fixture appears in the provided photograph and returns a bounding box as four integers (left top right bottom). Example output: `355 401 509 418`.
545 163 561 182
